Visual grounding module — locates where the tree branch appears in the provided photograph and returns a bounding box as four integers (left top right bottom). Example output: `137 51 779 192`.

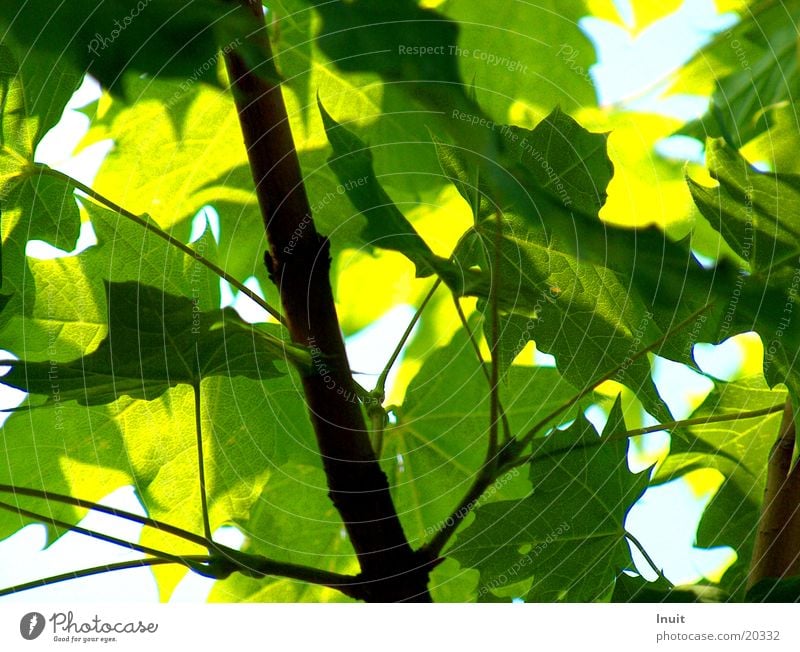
223 0 430 601
748 399 800 589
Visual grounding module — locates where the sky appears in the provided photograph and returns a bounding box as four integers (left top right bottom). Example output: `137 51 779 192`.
0 0 749 602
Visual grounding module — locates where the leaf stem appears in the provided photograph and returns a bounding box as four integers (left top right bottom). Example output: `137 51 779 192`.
193 377 213 541
208 546 366 600
501 403 789 472
0 558 204 599
451 296 512 444
369 279 440 456
41 167 286 325
0 499 199 566
421 472 495 560
511 303 715 457
613 403 787 440
487 210 502 460
0 484 209 547
373 279 441 399
625 531 672 586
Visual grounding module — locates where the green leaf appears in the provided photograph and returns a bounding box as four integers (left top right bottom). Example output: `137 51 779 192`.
209 463 357 602
81 77 248 237
676 1 800 148
653 375 787 595
0 370 317 569
0 281 286 404
746 576 800 602
301 0 464 103
451 402 650 602
318 99 442 277
0 43 82 293
688 139 800 397
611 573 729 603
299 0 505 179
688 140 800 275
439 0 597 120
0 43 81 161
332 105 731 420
0 197 223 368
1 1 272 94
382 323 586 545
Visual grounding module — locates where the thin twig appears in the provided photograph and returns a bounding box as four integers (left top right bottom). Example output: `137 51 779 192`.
513 303 716 454
451 296 512 443
0 500 197 566
42 167 286 325
374 279 441 399
210 546 364 599
193 376 212 541
0 492 366 597
502 404 789 472
487 209 503 459
0 557 205 598
615 403 787 440
626 531 672 586
0 484 209 547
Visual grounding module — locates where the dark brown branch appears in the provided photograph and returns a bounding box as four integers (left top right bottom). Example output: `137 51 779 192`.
223 1 430 601
748 400 800 589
